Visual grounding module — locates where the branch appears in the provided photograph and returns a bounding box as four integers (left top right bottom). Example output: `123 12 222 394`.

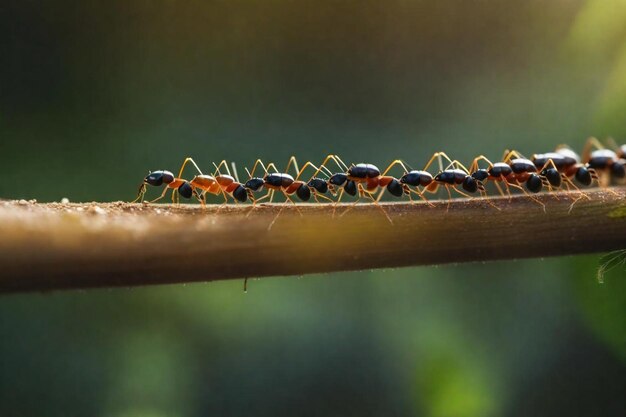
1 188 625 293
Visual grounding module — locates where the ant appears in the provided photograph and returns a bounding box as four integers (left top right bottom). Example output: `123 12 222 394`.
604 138 626 181
581 137 625 186
312 155 405 200
468 151 554 209
177 157 252 205
532 145 599 191
133 170 199 204
379 152 485 207
310 155 406 221
244 159 310 205
242 157 336 228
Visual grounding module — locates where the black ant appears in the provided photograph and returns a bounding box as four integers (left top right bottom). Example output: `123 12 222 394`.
581 137 625 186
468 151 556 210
311 155 406 222
133 170 199 204
312 155 404 201
378 153 483 207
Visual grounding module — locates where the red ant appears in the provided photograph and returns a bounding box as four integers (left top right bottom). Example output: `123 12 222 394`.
177 157 252 205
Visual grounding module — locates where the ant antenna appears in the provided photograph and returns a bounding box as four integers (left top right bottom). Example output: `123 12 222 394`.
231 162 240 182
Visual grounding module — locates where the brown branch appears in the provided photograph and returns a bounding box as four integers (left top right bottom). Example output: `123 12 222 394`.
1 188 625 293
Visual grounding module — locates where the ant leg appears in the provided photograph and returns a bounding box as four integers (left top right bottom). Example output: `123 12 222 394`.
581 136 605 163
194 190 206 209
245 159 278 179
450 186 474 200
349 188 392 224
502 149 526 163
510 181 546 211
381 159 412 176
423 152 456 172
332 155 351 171
149 186 172 203
177 157 204 178
313 193 334 203
213 160 233 176
311 155 349 179
606 137 619 151
443 185 453 211
284 156 300 176
338 185 364 218
408 188 434 206
491 181 506 197
469 155 495 173
213 189 229 213
132 183 147 203
294 161 323 181
268 191 301 230
230 162 241 182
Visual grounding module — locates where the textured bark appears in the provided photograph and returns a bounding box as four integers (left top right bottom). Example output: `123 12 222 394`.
1 188 625 293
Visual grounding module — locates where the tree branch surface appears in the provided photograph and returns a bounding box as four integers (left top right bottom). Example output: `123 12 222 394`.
1 188 625 293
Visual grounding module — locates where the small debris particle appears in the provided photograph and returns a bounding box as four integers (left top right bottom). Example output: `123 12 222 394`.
87 206 106 215
17 199 28 205
61 197 70 204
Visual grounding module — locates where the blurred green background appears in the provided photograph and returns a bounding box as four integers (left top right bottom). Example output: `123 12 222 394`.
1 1 625 416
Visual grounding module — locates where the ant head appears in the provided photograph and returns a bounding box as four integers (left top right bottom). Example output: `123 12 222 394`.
178 181 193 199
144 170 174 186
611 160 626 179
329 173 348 186
462 176 478 193
471 169 489 182
308 178 329 193
245 177 265 192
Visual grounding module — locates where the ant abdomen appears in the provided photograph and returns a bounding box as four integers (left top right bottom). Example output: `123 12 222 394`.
178 181 193 199
575 167 593 186
344 180 357 196
296 184 311 201
462 176 479 193
386 178 404 197
611 161 626 179
526 173 543 193
541 168 562 187
232 185 249 202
